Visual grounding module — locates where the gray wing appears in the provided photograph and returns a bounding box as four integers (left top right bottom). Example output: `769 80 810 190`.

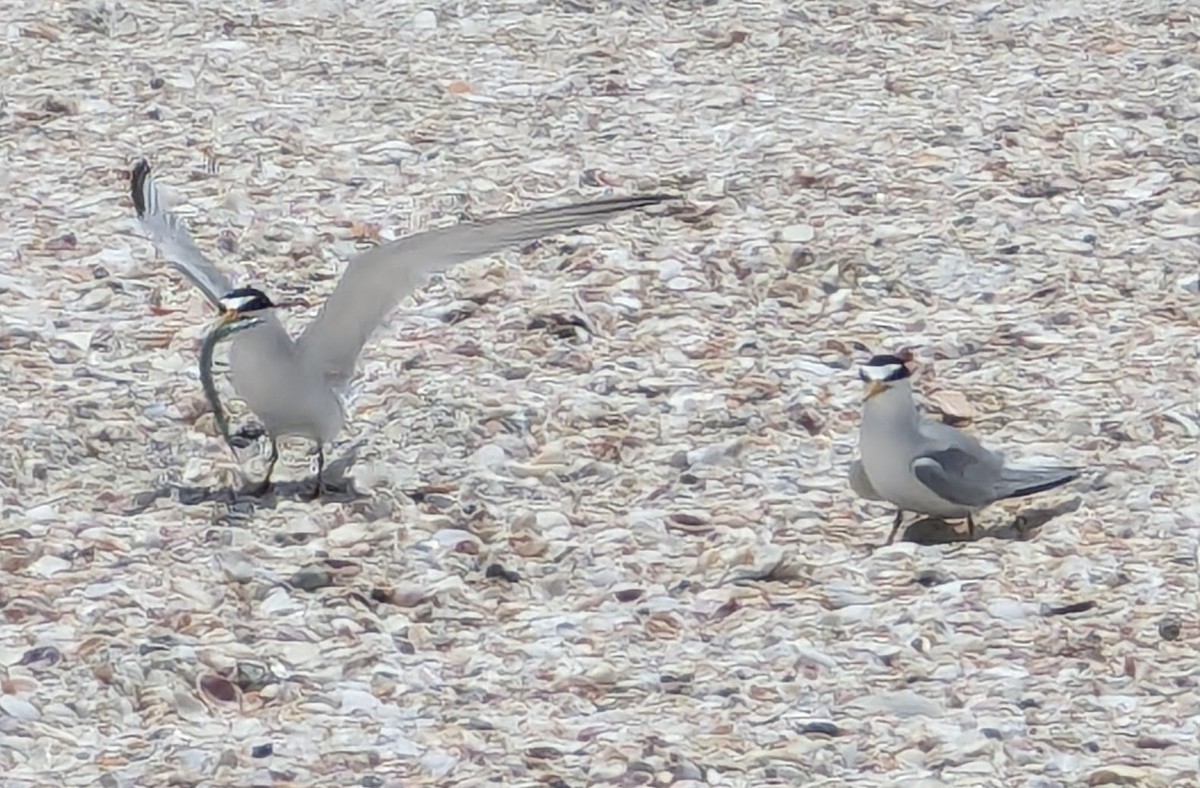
911 446 1002 508
130 159 232 308
848 459 884 501
297 193 674 388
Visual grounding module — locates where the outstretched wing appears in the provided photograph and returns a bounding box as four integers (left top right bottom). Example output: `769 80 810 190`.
297 193 674 388
911 447 999 508
130 159 232 308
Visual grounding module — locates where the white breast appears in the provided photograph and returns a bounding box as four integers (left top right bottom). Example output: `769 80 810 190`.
226 320 345 444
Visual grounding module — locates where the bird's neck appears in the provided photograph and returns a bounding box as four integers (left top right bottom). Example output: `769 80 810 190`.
863 385 921 436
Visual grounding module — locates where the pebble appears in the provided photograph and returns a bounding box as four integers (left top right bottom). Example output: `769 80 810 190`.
1087 765 1149 785
0 694 41 721
339 689 381 715
470 443 507 469
781 224 815 243
78 288 113 311
798 721 840 736
290 567 335 592
24 504 57 522
987 598 1032 621
853 690 944 718
665 276 702 291
28 555 72 578
327 522 368 548
412 9 437 30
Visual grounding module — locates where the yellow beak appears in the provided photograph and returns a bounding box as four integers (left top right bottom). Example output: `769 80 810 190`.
864 381 888 401
215 307 240 328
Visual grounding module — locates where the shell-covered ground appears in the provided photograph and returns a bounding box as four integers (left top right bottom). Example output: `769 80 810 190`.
2 0 1198 785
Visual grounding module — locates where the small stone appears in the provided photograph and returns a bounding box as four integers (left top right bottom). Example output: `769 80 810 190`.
18 645 63 668
485 564 520 583
199 675 239 704
326 521 368 548
798 721 840 737
25 504 57 522
1039 600 1096 617
215 550 256 583
412 8 437 29
0 695 41 721
1135 735 1174 750
78 287 112 311
988 598 1032 621
665 276 702 291
613 586 644 603
28 555 71 578
251 743 273 758
927 389 977 423
388 583 432 607
781 224 815 243
914 569 951 587
289 567 335 592
1087 765 1149 785
1158 616 1181 641
470 443 507 469
339 689 380 714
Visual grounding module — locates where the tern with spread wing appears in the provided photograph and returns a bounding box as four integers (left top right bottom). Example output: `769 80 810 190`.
130 159 673 497
850 354 1081 543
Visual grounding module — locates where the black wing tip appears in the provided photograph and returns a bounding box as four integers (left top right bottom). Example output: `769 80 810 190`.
637 192 679 203
130 158 152 218
579 193 679 210
1007 469 1082 499
514 192 679 222
619 193 678 208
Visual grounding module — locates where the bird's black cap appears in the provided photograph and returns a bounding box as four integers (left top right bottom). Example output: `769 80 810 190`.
219 287 277 313
859 354 913 383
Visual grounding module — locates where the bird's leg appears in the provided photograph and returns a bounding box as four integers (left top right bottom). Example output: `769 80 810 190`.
249 439 279 496
229 423 266 450
885 510 905 545
966 513 977 540
306 445 326 500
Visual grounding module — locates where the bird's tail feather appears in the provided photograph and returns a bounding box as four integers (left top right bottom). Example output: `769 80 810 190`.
998 466 1081 500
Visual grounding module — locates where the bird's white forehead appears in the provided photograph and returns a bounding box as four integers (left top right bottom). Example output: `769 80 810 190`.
860 363 904 382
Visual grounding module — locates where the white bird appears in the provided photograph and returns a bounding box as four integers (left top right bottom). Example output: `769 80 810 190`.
130 158 674 497
850 354 1081 543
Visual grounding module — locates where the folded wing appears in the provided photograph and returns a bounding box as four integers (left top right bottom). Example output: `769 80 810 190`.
911 447 999 508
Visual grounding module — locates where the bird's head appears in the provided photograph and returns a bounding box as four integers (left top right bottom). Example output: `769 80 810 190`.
858 354 915 401
216 287 280 332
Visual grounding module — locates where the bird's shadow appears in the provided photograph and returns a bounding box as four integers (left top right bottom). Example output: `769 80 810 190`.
125 444 367 516
899 496 1084 545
